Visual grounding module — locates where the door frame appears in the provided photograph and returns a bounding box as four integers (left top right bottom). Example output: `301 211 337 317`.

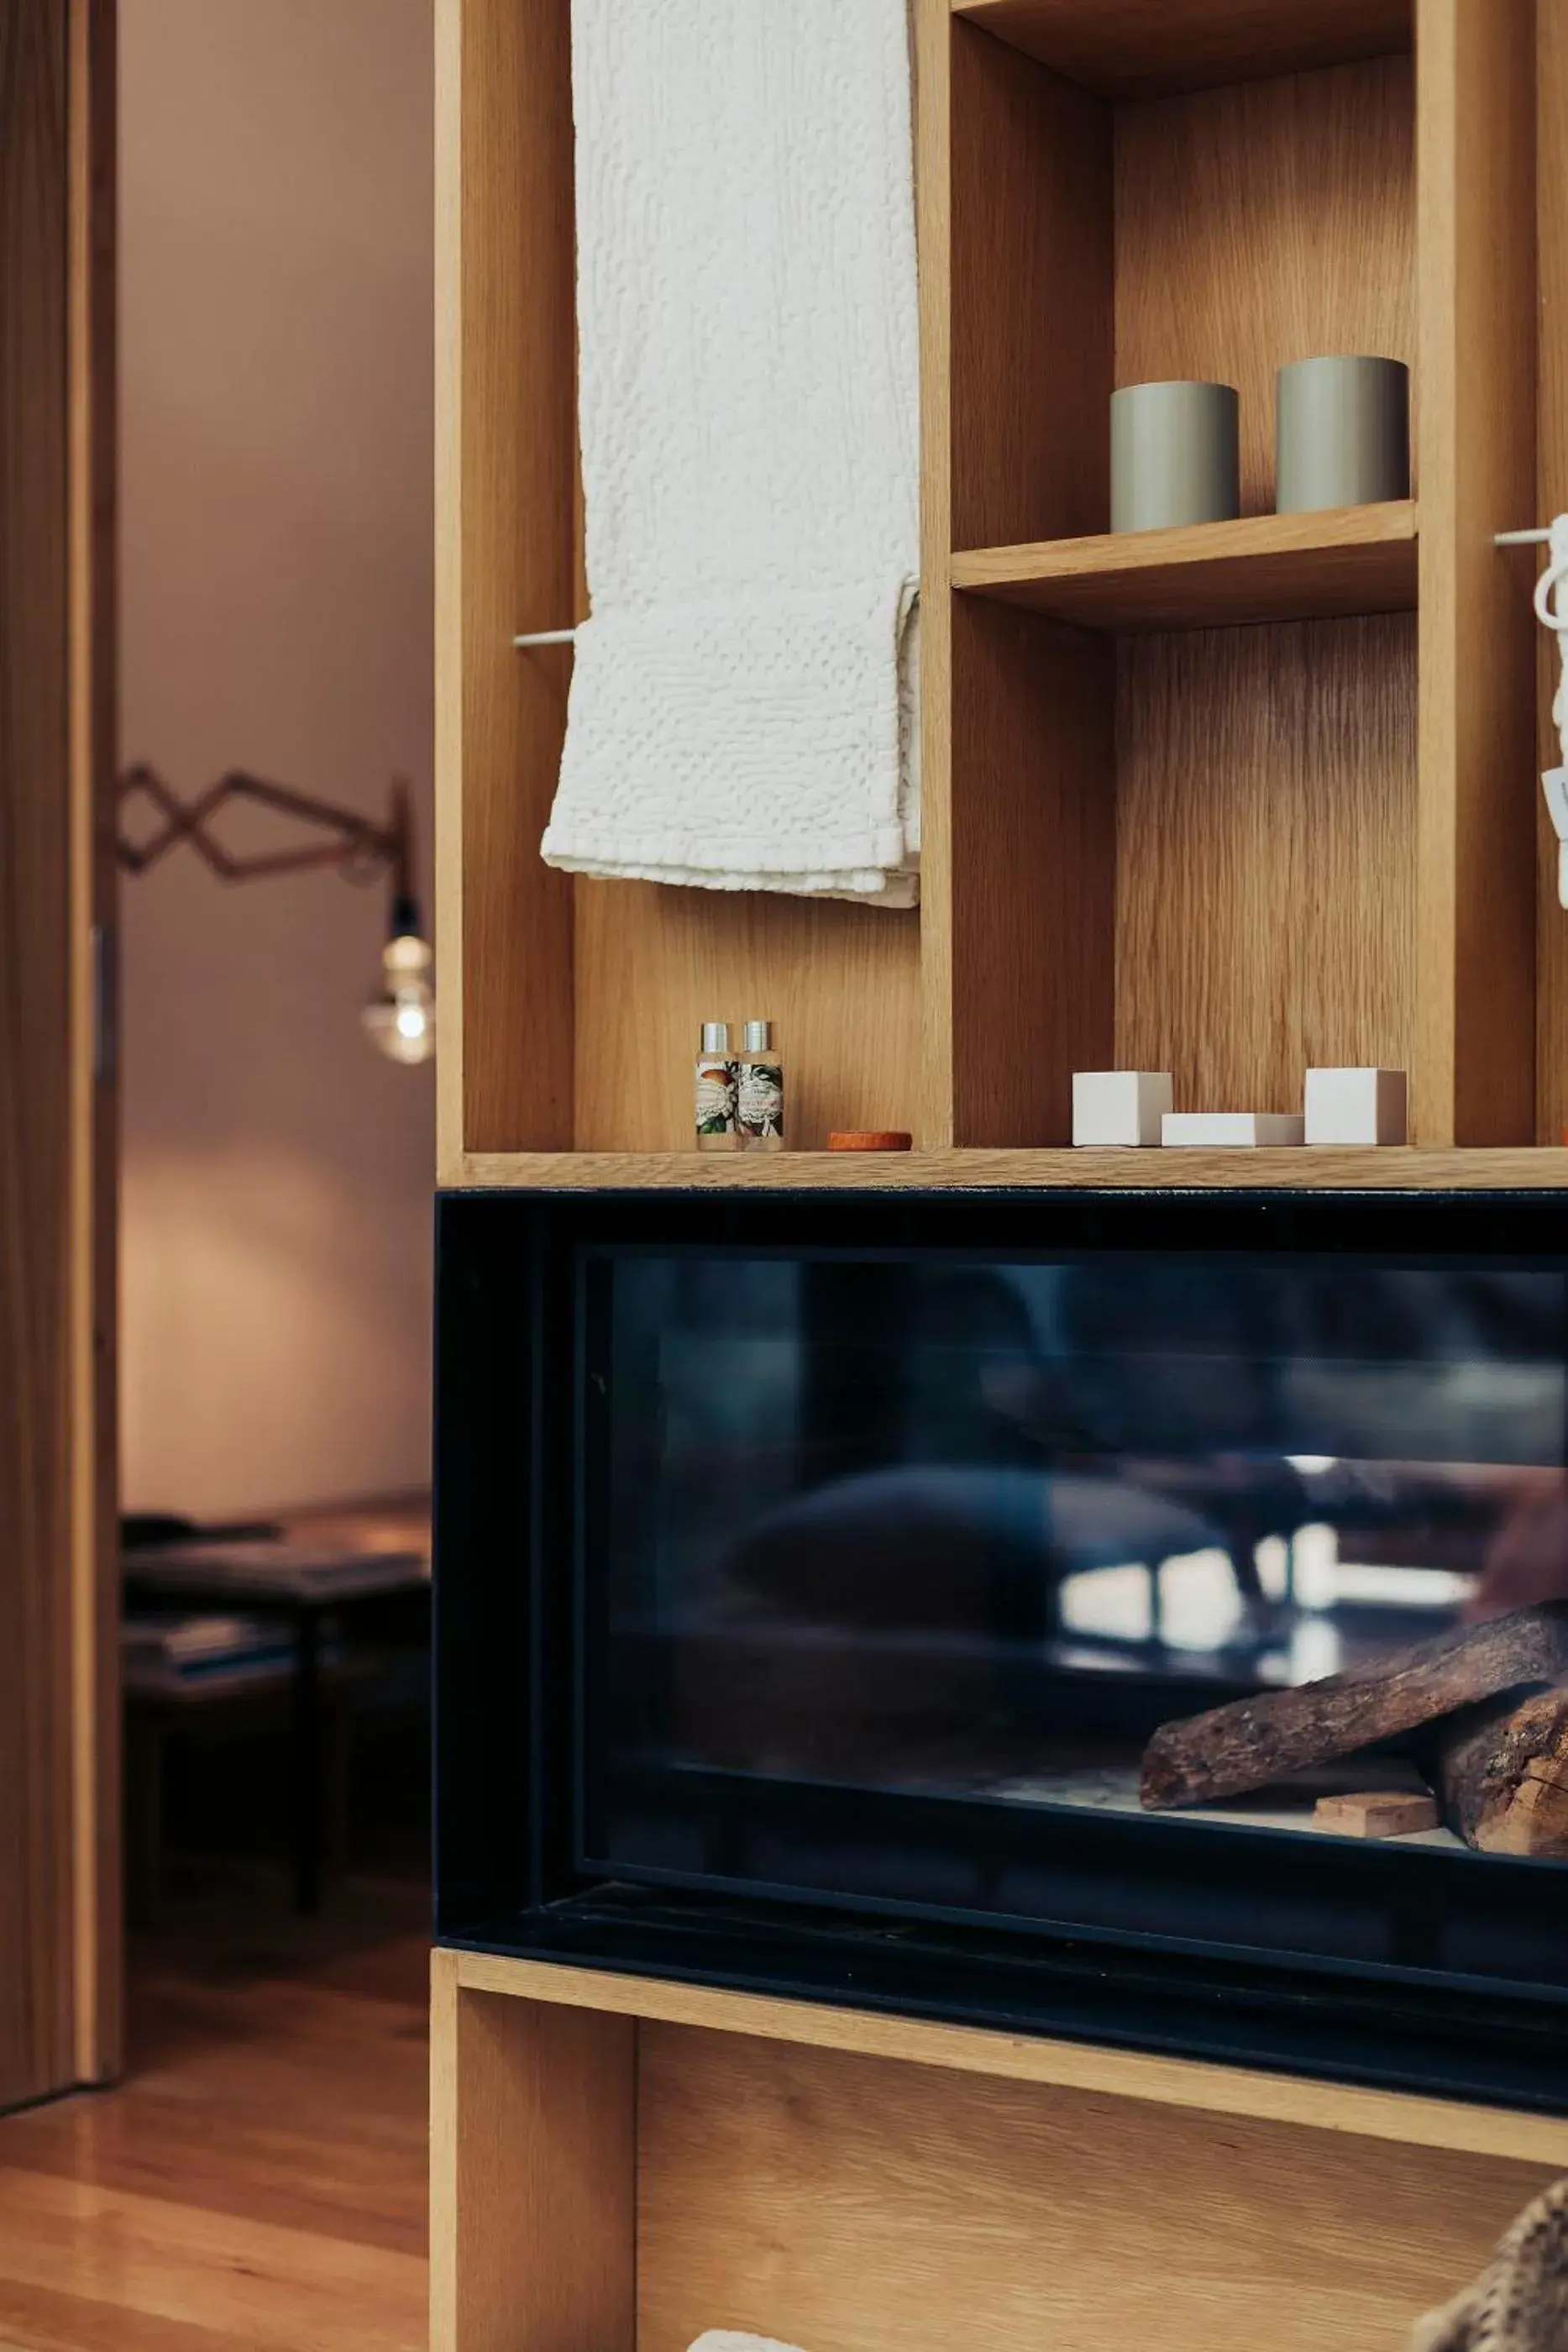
0 0 120 2103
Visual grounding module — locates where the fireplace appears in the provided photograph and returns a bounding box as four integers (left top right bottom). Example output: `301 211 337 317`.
435 1189 1568 2110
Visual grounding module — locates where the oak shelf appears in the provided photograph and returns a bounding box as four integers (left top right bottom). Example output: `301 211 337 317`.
952 502 1418 633
445 1947 1568 2167
454 1146 1568 1194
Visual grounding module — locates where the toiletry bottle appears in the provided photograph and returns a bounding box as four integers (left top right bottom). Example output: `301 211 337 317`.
695 1021 738 1152
737 1019 784 1152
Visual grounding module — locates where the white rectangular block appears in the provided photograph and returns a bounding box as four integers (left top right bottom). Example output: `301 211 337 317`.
1072 1070 1172 1147
1162 1112 1305 1148
1303 1066 1408 1146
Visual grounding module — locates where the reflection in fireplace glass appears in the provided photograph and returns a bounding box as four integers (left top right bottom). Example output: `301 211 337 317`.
583 1252 1568 1898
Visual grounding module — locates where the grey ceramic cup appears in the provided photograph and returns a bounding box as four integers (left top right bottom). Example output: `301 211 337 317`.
1276 356 1409 513
1110 381 1240 533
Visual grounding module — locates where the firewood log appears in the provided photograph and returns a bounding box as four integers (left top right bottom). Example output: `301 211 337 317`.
1433 1686 1568 1857
1141 1604 1568 1810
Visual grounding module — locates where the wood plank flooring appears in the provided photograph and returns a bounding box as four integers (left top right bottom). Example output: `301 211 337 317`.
0 1882 429 2351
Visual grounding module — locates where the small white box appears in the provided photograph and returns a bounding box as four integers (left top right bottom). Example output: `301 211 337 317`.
1162 1112 1306 1147
1303 1067 1408 1147
1072 1070 1172 1147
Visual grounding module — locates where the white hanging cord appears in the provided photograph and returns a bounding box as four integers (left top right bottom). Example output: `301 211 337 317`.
1536 547 1568 635
1505 517 1568 906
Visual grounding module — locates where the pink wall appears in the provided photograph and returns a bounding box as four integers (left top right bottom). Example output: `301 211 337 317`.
118 0 435 1516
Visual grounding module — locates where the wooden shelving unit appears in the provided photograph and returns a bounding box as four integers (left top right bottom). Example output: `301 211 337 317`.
439 0 1560 1183
433 3 1568 2344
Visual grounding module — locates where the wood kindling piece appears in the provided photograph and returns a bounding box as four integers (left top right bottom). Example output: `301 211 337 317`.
1141 1605 1568 1812
1312 1790 1440 1839
1433 1686 1568 1859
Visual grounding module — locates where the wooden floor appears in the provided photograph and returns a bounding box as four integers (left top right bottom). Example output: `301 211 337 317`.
0 1878 429 2352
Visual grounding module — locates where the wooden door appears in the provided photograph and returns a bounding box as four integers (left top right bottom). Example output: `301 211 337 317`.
0 0 119 2103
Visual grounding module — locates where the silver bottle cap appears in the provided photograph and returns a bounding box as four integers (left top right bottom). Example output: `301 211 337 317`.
742 1019 773 1052
700 1021 731 1053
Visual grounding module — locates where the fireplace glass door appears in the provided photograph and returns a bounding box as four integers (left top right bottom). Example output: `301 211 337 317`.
579 1244 1568 1969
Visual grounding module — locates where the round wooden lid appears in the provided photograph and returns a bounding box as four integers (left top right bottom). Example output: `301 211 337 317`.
826 1131 913 1152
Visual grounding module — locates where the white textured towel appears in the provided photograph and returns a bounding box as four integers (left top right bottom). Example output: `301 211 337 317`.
690 2334 810 2352
542 0 921 905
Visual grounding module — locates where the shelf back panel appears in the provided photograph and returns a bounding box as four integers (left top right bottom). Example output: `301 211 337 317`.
635 2021 1550 2352
573 884 920 1154
439 0 578 1161
1114 614 1418 1117
949 18 1112 553
1114 54 1417 527
949 598 1115 1146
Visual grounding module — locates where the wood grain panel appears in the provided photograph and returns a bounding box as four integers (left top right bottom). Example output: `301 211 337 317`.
437 0 576 1165
1535 0 1568 1143
460 1142 1568 1190
573 885 920 1152
954 501 1418 631
950 599 1114 1145
0 0 81 2113
1414 0 1539 1146
954 0 1413 101
1115 55 1417 524
636 2025 1553 2352
949 14 1112 551
1115 616 1417 1116
430 1957 635 2352
457 1950 1568 2166
941 25 1115 1147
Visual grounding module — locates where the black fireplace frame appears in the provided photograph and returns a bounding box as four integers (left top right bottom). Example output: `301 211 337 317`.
433 1185 1568 2111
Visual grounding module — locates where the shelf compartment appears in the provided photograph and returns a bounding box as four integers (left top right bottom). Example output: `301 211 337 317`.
952 0 1413 102
432 1945 1567 2352
931 34 1425 1145
952 502 1418 633
929 0 1539 1151
440 0 920 1165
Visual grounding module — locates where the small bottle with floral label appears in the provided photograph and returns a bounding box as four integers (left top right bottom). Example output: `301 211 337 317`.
695 1021 739 1151
737 1019 784 1152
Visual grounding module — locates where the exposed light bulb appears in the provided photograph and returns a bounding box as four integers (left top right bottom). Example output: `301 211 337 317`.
364 930 436 1065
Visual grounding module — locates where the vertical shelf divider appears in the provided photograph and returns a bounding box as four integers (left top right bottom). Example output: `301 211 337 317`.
915 0 956 1148
1414 0 1539 1146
